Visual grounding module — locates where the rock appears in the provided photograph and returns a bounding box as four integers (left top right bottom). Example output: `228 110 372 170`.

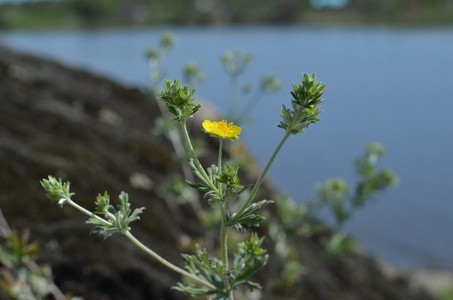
0 45 439 300
381 263 453 297
408 268 453 294
0 44 196 300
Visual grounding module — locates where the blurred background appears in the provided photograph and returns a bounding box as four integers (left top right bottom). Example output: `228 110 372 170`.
0 0 452 283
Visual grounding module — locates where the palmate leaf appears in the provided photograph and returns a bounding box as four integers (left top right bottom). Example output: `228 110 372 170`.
185 180 211 192
233 256 267 283
158 79 200 120
114 192 145 233
278 73 325 135
182 246 226 287
186 160 222 203
187 159 218 187
239 280 262 292
225 200 273 233
223 185 249 202
85 218 119 239
206 165 219 185
230 233 268 292
176 246 228 298
86 192 144 238
173 283 217 298
40 176 74 206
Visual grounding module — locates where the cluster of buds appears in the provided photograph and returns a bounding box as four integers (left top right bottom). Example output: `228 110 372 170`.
278 73 325 134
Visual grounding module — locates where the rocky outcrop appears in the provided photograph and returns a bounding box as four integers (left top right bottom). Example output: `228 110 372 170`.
0 45 438 300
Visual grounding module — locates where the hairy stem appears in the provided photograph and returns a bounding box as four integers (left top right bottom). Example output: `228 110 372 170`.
66 196 216 290
230 130 291 223
220 203 232 298
239 89 262 118
180 119 220 196
66 198 112 227
218 138 223 173
230 76 238 117
218 137 224 192
220 204 229 268
124 231 216 290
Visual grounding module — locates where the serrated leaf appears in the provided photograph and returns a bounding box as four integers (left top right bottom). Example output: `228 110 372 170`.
234 255 267 283
226 200 273 232
173 283 215 297
240 280 262 292
188 159 210 186
185 180 211 191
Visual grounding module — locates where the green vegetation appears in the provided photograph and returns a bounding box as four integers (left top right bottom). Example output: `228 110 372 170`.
35 33 399 299
0 0 452 30
439 286 453 300
1 32 401 299
0 230 65 299
41 72 327 299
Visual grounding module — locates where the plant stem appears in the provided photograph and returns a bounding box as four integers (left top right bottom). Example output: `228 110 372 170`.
124 231 216 290
230 76 238 117
66 196 216 290
230 130 291 223
66 199 112 227
180 119 220 196
220 204 229 268
218 137 223 173
220 202 233 299
218 137 224 192
239 89 261 118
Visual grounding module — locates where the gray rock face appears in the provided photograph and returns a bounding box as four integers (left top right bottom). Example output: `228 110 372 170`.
0 45 437 300
0 45 193 300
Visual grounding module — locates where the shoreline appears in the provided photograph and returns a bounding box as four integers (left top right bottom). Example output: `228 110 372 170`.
1 1 453 31
379 261 453 298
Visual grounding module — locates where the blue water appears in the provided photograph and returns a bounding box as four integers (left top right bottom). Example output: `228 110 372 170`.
1 25 452 270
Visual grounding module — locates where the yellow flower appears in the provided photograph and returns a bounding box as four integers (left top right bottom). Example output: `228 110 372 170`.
202 120 241 141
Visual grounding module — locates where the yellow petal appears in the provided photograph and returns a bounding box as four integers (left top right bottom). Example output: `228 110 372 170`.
202 120 241 141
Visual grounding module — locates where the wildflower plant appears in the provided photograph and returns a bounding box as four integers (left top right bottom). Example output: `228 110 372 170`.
313 143 399 257
41 73 325 299
183 61 206 89
145 31 175 93
267 143 398 262
0 230 66 300
221 48 282 121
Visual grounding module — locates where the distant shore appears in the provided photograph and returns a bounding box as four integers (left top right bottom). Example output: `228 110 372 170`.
1 0 453 31
379 261 453 299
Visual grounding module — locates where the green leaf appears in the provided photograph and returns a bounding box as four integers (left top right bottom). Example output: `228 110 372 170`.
86 218 119 239
278 73 325 135
226 200 273 233
187 161 222 203
240 280 262 292
230 233 268 291
185 180 211 192
325 233 354 258
86 192 144 238
158 79 200 121
176 246 229 298
95 192 110 214
40 176 74 206
173 283 216 297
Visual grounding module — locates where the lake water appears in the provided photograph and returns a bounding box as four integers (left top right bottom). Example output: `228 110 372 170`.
1 25 452 270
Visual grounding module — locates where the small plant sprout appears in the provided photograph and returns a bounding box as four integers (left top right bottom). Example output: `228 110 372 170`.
0 230 65 300
221 48 282 121
183 61 206 89
42 73 325 299
145 32 175 92
239 73 282 118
